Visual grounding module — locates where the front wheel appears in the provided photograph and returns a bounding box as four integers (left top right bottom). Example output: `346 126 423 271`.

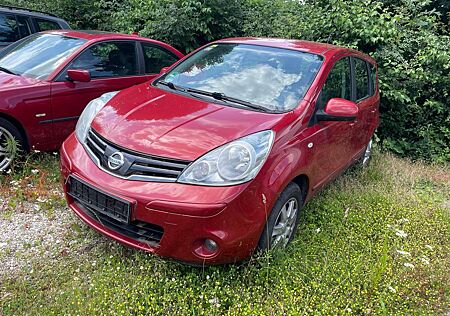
257 182 302 251
0 118 23 172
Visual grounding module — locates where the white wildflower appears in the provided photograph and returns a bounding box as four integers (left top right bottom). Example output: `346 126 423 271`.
395 229 408 238
31 169 39 174
387 285 396 293
404 262 414 269
316 227 321 233
396 250 411 256
420 257 430 265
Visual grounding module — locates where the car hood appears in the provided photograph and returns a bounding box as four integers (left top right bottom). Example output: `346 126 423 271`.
91 84 285 161
0 72 41 91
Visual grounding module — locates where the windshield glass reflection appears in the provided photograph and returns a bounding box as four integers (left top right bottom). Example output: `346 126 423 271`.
0 33 86 80
163 43 323 112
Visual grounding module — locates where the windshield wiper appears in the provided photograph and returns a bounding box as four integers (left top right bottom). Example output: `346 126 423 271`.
185 87 269 112
156 80 186 91
0 66 18 76
156 81 270 112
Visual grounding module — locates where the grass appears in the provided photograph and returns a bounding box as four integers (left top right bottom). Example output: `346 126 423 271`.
0 150 449 315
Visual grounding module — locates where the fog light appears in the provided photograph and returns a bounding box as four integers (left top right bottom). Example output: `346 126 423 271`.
204 238 218 253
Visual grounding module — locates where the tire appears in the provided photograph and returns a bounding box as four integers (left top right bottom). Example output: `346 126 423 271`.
257 182 303 252
0 118 24 172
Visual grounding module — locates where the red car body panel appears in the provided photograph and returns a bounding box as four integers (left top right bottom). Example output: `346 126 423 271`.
61 38 380 265
0 30 184 151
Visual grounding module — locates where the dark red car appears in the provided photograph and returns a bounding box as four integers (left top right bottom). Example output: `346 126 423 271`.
0 30 183 171
60 38 379 265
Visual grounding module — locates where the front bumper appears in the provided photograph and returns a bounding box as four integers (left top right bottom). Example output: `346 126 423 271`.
60 133 271 265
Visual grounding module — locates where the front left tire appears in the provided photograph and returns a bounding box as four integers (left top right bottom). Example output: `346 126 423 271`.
0 118 23 172
257 182 303 252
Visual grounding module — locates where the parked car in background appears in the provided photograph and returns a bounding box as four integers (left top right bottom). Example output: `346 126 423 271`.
0 5 70 49
0 30 183 171
60 38 380 265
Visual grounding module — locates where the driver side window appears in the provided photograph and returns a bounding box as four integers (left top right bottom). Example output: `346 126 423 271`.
316 57 351 110
66 41 138 79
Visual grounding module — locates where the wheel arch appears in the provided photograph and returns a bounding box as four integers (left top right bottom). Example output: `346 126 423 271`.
291 174 309 205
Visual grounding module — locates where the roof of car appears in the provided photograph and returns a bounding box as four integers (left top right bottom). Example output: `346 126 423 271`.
216 37 372 61
43 30 151 41
0 5 65 22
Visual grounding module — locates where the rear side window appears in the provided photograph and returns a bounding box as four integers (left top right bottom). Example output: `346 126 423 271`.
354 57 369 101
142 43 178 74
0 14 19 42
69 41 139 78
36 19 61 31
316 57 351 109
17 15 31 38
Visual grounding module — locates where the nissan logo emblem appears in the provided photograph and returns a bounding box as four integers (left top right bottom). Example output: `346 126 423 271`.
107 152 125 170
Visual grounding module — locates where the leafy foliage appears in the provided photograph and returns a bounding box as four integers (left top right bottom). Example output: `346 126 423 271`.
0 0 448 161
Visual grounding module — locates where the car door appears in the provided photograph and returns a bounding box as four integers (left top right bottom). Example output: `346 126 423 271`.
50 40 147 145
306 56 356 191
351 57 375 156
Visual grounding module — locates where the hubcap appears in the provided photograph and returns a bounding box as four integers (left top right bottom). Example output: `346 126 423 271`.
362 139 373 167
0 127 15 172
270 197 298 249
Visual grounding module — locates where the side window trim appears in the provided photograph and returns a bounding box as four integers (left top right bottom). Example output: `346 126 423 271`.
54 40 141 82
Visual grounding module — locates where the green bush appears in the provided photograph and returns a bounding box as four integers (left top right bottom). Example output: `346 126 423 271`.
1 0 448 162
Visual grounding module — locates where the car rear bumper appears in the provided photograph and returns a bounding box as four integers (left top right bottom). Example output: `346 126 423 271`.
60 133 271 265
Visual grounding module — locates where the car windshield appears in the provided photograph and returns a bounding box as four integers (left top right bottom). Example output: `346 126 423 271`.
160 43 323 112
0 33 86 80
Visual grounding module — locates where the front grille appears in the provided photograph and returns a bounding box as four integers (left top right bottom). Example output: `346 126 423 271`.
68 176 163 245
85 128 191 182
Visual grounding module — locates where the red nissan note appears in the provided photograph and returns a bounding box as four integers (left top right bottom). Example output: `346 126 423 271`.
60 38 379 265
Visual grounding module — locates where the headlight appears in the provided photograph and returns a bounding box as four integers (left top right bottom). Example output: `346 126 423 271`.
178 130 274 186
75 91 119 142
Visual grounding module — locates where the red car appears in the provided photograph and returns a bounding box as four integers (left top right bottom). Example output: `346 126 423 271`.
0 30 183 171
60 38 379 265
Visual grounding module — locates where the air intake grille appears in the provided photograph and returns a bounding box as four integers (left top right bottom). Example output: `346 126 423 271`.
84 128 191 182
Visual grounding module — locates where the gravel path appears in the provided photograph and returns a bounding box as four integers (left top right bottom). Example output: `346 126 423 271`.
0 198 83 278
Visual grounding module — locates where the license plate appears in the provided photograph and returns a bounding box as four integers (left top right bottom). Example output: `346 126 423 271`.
67 175 131 224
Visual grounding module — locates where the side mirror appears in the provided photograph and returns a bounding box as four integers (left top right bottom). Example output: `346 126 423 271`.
316 98 358 122
159 67 169 75
66 69 91 83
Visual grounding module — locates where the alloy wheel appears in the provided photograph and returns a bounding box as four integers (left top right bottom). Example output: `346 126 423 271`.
0 127 15 172
270 197 299 249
